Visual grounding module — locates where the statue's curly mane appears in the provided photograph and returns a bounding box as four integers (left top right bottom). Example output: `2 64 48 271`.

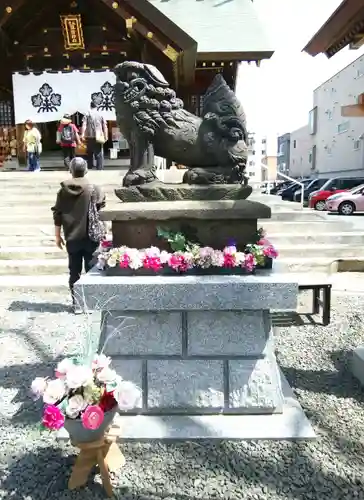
114 61 184 136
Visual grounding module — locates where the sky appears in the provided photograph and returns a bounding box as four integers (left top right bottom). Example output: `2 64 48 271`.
235 0 364 139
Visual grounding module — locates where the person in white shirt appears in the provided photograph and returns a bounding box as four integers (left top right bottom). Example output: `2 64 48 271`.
23 119 42 172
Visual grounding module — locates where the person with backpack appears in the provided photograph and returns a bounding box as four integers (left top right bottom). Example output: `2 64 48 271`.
56 114 81 169
51 157 106 313
80 102 108 170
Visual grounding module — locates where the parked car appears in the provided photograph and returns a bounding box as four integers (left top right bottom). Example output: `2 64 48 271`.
326 184 364 215
308 177 364 210
281 179 312 201
293 178 330 204
276 182 294 195
261 181 288 195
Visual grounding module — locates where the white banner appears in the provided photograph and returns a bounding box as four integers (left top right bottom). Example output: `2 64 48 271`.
12 70 116 124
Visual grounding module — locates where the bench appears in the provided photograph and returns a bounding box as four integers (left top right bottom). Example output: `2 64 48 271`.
298 279 332 326
272 275 332 327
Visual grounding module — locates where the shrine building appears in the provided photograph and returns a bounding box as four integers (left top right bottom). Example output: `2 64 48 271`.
0 0 273 165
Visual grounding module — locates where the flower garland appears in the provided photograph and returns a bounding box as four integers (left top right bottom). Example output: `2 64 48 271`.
97 228 278 274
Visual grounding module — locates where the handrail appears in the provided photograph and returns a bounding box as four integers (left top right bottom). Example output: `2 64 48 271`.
260 163 305 207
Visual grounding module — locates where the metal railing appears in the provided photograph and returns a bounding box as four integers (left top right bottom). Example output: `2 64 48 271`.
260 163 305 207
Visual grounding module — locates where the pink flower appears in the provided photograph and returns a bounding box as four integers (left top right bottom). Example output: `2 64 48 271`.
119 253 131 268
244 253 256 272
257 238 270 246
143 256 162 271
168 253 190 272
42 405 65 430
223 253 236 268
263 245 279 259
82 405 105 430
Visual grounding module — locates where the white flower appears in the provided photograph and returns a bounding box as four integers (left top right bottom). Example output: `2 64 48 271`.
107 257 117 268
159 250 170 264
211 250 224 267
66 365 93 389
30 377 48 400
114 381 142 410
128 249 143 270
43 378 66 405
91 354 111 371
65 395 87 419
97 367 118 385
55 358 74 379
145 246 160 257
235 252 246 266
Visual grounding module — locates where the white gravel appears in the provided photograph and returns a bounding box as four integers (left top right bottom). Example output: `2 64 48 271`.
0 288 363 499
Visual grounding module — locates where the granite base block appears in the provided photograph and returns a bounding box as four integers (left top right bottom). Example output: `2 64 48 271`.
229 358 283 411
102 311 182 356
187 310 269 356
147 360 224 409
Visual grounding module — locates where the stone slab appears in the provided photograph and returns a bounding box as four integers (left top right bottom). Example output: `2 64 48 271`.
106 371 316 440
100 199 271 221
115 183 253 202
187 310 269 356
76 269 298 311
112 359 143 409
147 360 224 409
351 346 364 386
102 311 182 356
229 358 283 411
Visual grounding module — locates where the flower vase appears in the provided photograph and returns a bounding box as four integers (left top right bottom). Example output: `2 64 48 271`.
64 407 117 443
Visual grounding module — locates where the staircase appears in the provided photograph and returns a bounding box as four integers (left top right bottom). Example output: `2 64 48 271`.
0 173 363 287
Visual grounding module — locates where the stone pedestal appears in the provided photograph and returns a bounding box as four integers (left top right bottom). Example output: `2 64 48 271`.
101 200 271 249
76 270 315 439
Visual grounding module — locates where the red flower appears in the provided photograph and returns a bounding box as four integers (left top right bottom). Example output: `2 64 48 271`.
119 253 131 268
143 256 162 271
99 390 117 412
223 253 235 268
101 239 113 249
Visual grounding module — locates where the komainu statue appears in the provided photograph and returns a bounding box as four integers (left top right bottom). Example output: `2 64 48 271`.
114 61 249 188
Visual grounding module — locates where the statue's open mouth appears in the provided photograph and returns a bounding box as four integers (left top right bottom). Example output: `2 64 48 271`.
123 79 147 103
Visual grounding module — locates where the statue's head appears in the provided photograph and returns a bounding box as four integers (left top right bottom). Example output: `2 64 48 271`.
114 61 170 88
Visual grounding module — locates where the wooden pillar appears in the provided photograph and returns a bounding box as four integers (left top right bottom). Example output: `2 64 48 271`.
16 124 26 166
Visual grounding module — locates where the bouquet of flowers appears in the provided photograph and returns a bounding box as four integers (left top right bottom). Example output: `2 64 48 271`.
30 354 141 431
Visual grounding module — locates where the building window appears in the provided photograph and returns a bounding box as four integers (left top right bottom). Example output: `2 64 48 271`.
327 110 332 120
326 147 332 155
261 149 266 155
337 121 350 134
0 101 13 126
308 107 317 135
249 172 255 177
293 140 297 148
354 140 361 150
249 160 254 166
262 138 267 144
252 150 255 155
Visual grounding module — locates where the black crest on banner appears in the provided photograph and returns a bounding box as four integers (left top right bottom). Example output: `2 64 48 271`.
91 81 115 111
31 83 62 113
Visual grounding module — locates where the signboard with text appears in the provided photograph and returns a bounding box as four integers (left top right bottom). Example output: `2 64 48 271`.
60 14 85 51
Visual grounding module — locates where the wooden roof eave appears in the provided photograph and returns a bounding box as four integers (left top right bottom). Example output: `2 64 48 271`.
197 50 274 62
303 0 364 57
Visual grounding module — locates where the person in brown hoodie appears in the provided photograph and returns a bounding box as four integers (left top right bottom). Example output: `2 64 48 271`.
51 157 105 311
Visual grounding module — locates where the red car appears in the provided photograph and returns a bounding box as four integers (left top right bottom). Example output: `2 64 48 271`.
308 177 364 211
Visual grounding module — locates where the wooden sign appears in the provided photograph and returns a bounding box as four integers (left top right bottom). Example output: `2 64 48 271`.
60 14 85 50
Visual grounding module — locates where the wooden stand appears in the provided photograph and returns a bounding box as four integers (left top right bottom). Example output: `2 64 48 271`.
68 425 125 497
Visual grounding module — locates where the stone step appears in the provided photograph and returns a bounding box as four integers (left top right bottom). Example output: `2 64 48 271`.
0 258 68 275
269 231 364 245
0 246 65 260
277 243 364 259
0 224 56 235
269 211 327 221
0 274 68 288
261 220 354 233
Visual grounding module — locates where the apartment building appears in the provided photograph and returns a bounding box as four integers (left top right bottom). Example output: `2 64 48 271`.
309 54 364 177
277 133 290 175
288 125 314 178
247 133 277 182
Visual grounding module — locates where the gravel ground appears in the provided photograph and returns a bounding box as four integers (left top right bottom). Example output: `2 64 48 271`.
0 288 363 500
